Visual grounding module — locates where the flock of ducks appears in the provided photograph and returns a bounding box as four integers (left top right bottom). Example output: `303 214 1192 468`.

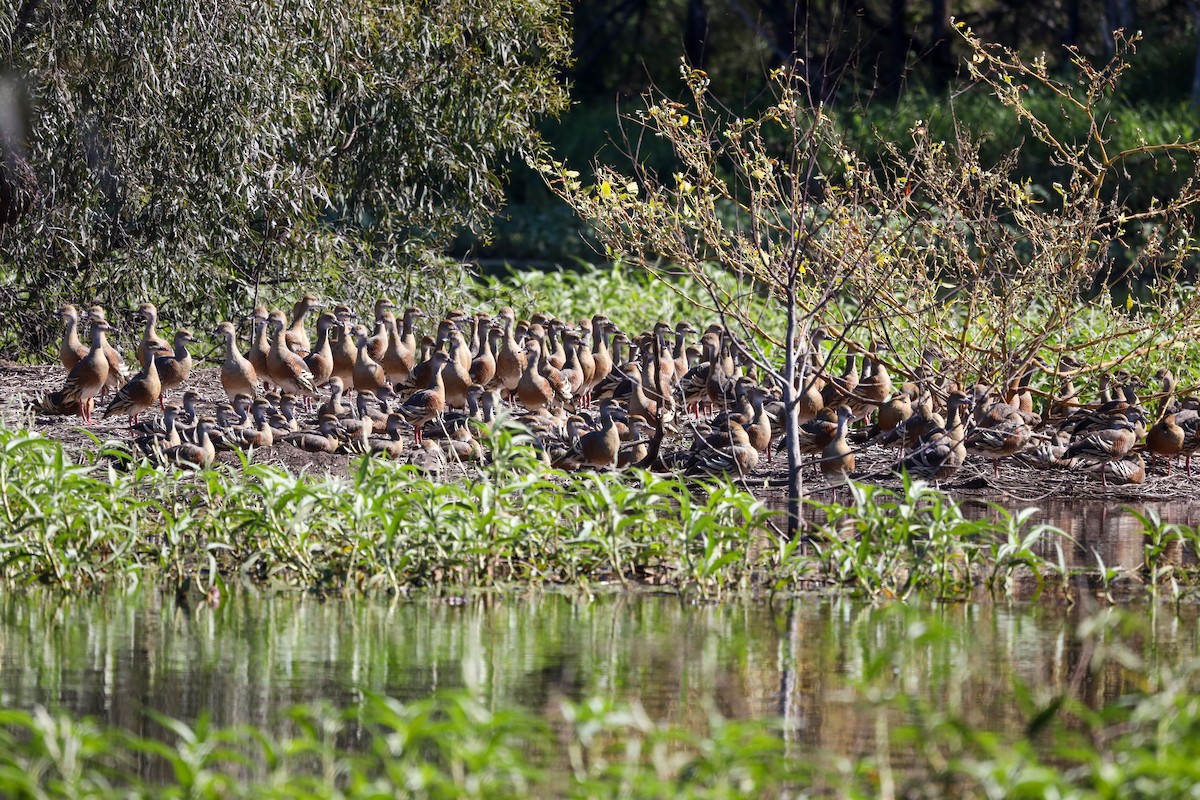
20 295 1196 491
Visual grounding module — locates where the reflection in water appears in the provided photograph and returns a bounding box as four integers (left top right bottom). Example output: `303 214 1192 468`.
965 498 1200 571
0 591 1195 760
794 486 1200 574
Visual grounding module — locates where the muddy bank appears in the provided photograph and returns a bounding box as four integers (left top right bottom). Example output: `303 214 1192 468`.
4 361 1200 509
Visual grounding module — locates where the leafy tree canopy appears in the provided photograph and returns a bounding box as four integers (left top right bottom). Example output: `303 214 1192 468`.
0 0 570 355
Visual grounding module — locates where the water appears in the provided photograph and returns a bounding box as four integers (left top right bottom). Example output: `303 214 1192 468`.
968 497 1200 571
796 492 1200 574
1 586 1197 754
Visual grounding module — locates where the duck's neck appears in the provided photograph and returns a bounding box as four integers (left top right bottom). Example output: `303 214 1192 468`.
563 340 580 370
290 304 309 332
591 320 605 355
313 322 331 354
64 315 81 349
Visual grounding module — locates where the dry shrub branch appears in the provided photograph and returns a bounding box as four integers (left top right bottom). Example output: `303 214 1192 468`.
539 28 1200 535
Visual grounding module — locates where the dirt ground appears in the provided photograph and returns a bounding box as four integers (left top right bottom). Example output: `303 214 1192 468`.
0 361 358 475
1 361 1196 506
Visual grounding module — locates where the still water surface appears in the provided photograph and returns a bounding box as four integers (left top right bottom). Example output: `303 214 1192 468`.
1 584 1197 756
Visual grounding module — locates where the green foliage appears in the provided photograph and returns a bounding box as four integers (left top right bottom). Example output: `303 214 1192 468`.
0 416 1194 603
804 473 1066 601
0 691 810 798
840 85 1200 225
0 420 775 595
0 0 571 357
473 260 723 335
3 607 1200 796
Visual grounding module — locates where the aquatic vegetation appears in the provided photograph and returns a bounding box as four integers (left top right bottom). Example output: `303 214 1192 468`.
0 605 1199 797
0 421 773 596
0 418 1193 601
802 474 1068 601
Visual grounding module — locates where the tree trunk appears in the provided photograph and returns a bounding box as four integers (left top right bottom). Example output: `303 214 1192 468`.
684 0 708 69
929 0 952 87
1191 1 1200 108
889 0 908 91
784 287 805 540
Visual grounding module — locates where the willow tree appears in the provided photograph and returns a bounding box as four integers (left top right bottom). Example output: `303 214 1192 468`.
0 0 570 355
540 28 1200 538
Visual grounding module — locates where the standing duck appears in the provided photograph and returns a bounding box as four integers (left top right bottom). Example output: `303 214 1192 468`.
155 329 198 406
820 352 857 409
266 310 318 397
284 293 321 355
469 318 498 389
671 321 699 382
83 306 128 395
368 298 395 352
1146 412 1184 474
397 352 449 445
495 307 527 399
103 342 171 426
442 326 475 410
303 313 338 390
847 348 892 425
705 336 739 412
329 305 359 390
1046 355 1085 422
820 405 856 487
215 321 259 401
517 339 556 412
134 302 172 369
246 306 272 391
381 310 418 387
352 325 389 401
57 304 88 371
60 319 113 424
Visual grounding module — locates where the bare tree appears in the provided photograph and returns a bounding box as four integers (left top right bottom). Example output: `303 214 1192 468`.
539 27 1200 537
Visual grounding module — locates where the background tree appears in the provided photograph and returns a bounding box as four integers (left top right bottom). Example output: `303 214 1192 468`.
540 28 1200 535
486 0 1200 269
0 0 570 356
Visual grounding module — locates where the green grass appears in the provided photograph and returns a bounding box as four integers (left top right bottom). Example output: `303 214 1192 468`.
470 260 1200 399
472 260 729 336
